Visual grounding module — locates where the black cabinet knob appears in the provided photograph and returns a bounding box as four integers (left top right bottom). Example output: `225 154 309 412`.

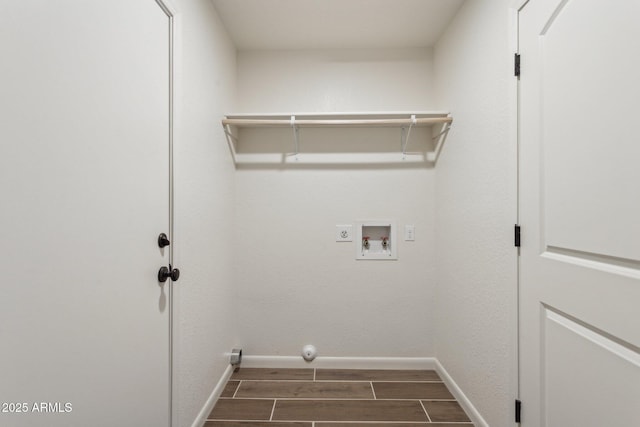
158 265 180 282
158 233 171 248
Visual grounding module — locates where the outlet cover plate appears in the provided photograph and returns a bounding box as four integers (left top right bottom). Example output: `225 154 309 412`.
404 225 416 241
336 225 353 242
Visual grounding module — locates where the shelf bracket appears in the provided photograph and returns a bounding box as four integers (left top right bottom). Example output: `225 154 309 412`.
223 123 238 141
401 114 416 160
291 115 300 161
429 121 452 162
223 123 238 163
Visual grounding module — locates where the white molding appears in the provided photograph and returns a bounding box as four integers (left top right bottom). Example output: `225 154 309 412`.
155 0 177 18
509 2 522 427
433 358 490 427
152 1 181 426
241 355 438 370
190 364 235 427
510 0 530 11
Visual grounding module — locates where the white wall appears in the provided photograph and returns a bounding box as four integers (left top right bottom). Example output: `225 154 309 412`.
1 1 521 425
173 4 518 424
433 1 516 426
237 48 434 112
233 48 438 357
171 1 238 426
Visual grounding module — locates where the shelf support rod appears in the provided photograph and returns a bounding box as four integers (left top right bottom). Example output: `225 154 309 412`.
291 115 299 161
223 123 238 163
401 114 416 160
429 121 452 163
223 124 238 141
432 123 451 140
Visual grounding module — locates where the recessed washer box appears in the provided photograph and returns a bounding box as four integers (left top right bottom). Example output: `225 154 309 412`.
356 221 397 260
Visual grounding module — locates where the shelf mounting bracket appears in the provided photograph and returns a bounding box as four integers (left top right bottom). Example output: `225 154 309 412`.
401 114 417 160
428 121 452 162
223 123 238 163
291 115 300 161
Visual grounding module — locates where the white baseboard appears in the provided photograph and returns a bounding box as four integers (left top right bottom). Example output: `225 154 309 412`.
190 363 235 427
241 355 438 370
433 358 490 427
194 355 488 427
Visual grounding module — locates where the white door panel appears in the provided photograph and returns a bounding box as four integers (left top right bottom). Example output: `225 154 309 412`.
0 1 172 426
540 0 640 261
519 0 640 426
543 307 640 427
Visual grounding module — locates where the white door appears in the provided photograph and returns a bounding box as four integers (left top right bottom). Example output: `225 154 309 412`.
0 1 174 426
519 0 640 426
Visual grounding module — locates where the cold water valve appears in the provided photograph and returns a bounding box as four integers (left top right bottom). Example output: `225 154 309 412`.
381 236 389 250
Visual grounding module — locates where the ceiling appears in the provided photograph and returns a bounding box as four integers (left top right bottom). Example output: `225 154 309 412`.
211 0 465 50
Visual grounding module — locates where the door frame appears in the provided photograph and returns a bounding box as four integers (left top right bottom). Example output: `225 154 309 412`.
511 0 529 425
154 0 178 425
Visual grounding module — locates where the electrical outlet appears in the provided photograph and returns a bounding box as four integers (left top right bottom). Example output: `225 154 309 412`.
336 225 353 242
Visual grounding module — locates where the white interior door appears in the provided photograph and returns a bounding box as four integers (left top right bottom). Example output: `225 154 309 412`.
519 0 640 426
0 1 173 426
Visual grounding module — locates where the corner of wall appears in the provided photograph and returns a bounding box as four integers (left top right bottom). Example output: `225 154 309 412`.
172 1 239 426
433 0 518 425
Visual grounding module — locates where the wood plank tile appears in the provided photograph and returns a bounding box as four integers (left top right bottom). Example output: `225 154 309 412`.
205 423 311 427
208 399 274 420
230 368 314 381
272 400 428 422
313 424 474 427
422 401 472 422
220 381 240 398
373 382 454 399
317 424 429 427
236 381 374 399
315 369 440 382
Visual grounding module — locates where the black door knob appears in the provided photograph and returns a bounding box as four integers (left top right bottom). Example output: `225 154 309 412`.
158 265 180 282
158 233 171 248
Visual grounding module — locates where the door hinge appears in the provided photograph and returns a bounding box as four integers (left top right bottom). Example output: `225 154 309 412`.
514 224 521 247
515 399 522 423
514 53 521 77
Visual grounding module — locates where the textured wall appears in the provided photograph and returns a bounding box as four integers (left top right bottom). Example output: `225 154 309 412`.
237 48 434 113
172 1 238 426
175 5 518 424
235 167 436 357
233 48 438 358
433 1 517 426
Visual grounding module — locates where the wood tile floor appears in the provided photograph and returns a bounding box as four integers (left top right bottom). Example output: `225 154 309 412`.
206 368 474 426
